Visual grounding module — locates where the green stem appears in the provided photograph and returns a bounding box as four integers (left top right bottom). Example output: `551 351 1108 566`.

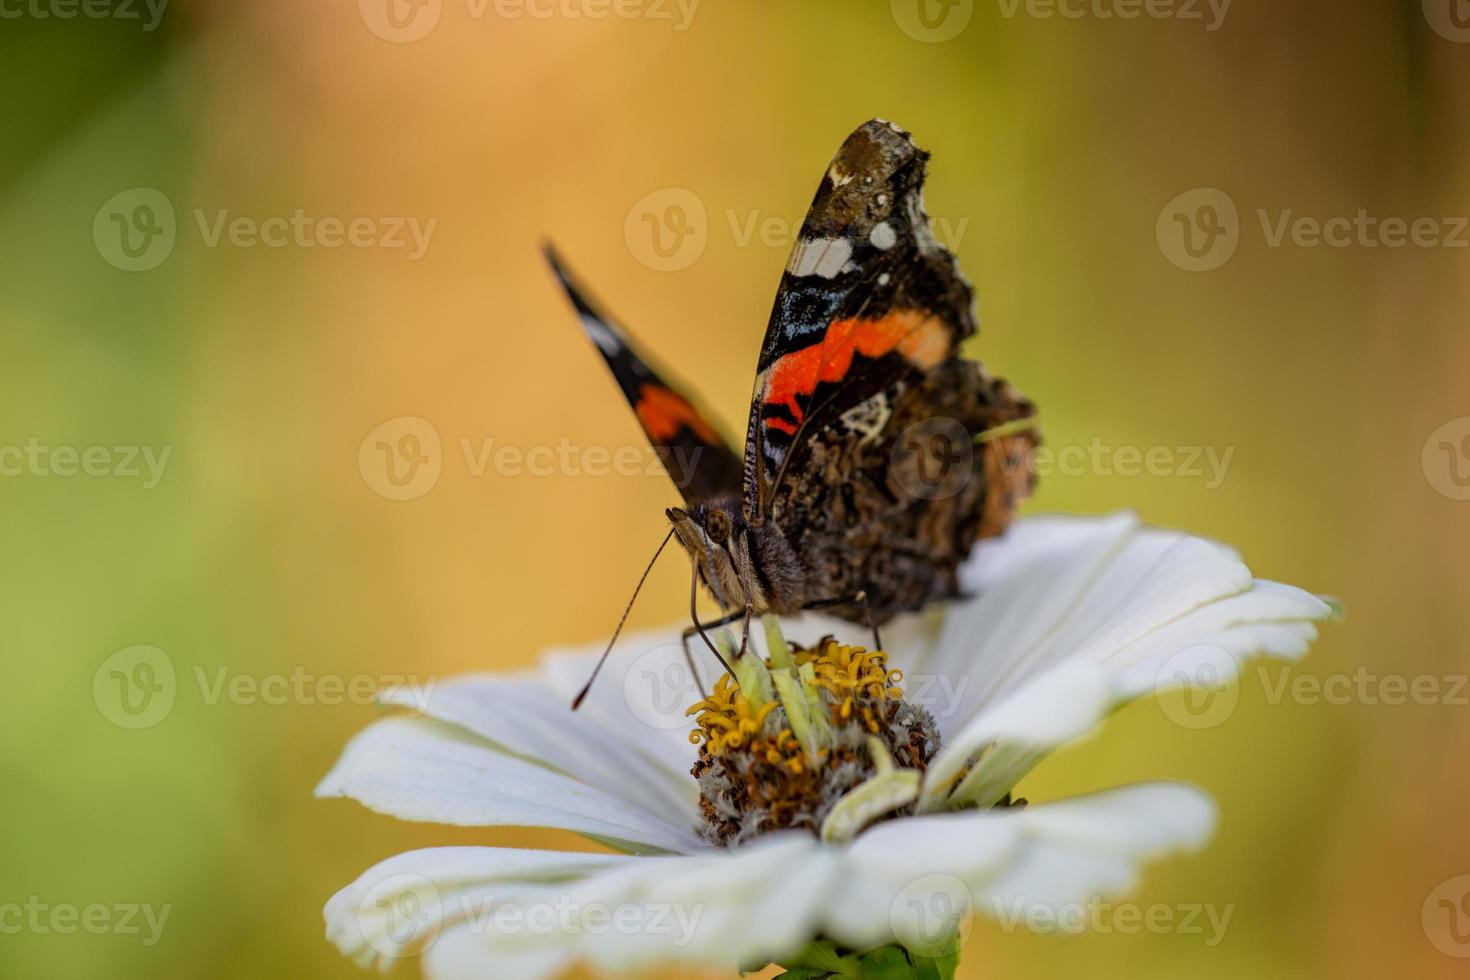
774 941 960 979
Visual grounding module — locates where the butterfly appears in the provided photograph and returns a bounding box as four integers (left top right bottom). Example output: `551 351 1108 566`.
546 119 1038 701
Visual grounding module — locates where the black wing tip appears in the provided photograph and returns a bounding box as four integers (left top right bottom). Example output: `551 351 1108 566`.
541 239 601 321
541 238 572 284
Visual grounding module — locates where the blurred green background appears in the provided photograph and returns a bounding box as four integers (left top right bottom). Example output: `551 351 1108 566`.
2 1 1467 977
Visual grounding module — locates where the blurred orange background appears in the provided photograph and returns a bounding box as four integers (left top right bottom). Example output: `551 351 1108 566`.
2 1 1468 977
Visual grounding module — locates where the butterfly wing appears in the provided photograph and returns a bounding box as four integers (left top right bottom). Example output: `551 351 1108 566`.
743 119 983 517
741 120 1037 616
545 243 745 504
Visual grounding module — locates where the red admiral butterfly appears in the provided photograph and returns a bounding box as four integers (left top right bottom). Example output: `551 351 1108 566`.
547 120 1038 702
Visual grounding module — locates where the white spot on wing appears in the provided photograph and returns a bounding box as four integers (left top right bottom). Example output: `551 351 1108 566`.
580 315 621 356
840 392 892 446
828 163 854 188
870 222 898 251
787 237 853 279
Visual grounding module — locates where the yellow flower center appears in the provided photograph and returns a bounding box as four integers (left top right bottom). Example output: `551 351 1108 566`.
687 635 940 848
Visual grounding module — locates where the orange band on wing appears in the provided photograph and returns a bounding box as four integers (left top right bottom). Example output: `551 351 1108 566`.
636 383 722 445
762 309 949 428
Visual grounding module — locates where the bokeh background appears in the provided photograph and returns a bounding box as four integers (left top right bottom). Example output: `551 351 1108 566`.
3 1 1468 977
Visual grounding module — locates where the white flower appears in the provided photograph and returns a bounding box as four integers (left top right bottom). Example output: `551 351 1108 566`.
318 512 1334 978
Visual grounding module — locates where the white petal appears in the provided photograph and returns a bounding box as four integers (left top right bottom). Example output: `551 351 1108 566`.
378 673 696 821
324 846 627 972
536 626 716 780
425 928 570 980
978 782 1216 910
826 782 1215 951
390 835 835 979
923 513 1142 734
921 659 1113 808
940 516 1254 723
315 716 704 854
918 515 1333 808
326 784 1213 977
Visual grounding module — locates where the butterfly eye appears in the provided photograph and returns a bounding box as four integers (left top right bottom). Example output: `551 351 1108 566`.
704 509 732 544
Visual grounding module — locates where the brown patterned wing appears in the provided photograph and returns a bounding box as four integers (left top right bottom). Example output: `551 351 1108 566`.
742 119 978 520
770 360 1038 623
742 120 1038 620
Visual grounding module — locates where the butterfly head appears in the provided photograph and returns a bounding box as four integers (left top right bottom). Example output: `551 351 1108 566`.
666 502 754 612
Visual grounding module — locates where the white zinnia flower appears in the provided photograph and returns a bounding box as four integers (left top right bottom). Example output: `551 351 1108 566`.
318 512 1334 979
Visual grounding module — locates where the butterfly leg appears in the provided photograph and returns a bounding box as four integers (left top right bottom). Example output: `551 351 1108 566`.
802 591 882 651
681 609 744 690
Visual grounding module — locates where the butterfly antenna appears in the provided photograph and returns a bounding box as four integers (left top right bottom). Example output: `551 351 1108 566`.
975 415 1040 477
571 527 676 711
